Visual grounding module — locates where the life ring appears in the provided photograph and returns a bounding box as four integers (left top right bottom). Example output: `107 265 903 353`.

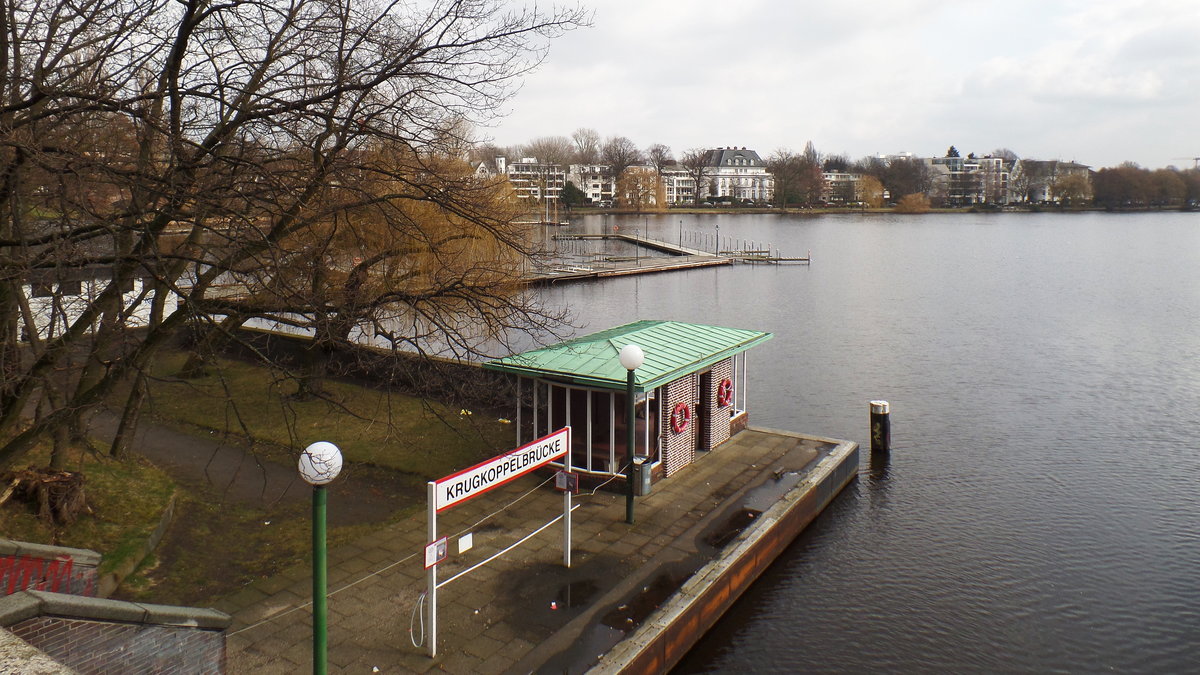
670 402 691 434
717 378 734 407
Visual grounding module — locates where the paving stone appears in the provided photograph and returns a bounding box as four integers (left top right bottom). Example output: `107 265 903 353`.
224 431 853 674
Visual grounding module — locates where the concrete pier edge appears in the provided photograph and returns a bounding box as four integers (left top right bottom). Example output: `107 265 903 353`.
588 433 859 674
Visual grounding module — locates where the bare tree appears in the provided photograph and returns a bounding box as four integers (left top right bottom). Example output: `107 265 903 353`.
645 144 673 175
767 145 824 206
679 149 712 205
0 0 587 470
600 136 641 205
521 136 574 165
571 128 601 164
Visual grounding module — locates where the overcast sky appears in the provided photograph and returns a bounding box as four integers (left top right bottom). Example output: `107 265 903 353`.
487 0 1200 170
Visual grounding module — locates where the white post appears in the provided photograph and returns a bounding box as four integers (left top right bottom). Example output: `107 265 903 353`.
515 377 522 447
426 481 437 658
533 380 539 438
741 352 748 412
642 391 649 460
609 392 616 474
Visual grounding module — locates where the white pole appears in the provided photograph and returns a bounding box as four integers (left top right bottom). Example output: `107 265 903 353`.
426 481 437 658
609 392 616 474
742 352 749 412
533 380 539 438
515 377 522 447
642 391 649 460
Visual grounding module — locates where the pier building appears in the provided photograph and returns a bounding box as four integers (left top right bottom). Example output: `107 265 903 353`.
484 320 771 486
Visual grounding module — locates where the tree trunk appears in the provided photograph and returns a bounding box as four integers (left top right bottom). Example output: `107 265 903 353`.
110 373 147 458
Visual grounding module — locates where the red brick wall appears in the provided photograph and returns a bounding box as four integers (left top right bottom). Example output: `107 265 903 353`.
659 375 697 477
9 616 226 675
701 359 734 451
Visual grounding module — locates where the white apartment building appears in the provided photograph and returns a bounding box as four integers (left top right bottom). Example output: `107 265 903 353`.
661 167 696 205
821 171 863 203
20 267 178 342
701 147 774 202
503 157 566 202
926 155 1011 206
567 164 615 205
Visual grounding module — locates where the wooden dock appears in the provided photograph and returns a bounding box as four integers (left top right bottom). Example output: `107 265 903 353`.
529 234 808 284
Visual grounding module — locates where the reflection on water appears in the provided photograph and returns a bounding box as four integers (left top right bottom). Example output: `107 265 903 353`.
533 211 1200 673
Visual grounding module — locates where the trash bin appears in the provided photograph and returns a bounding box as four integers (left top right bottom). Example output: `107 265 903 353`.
633 458 652 496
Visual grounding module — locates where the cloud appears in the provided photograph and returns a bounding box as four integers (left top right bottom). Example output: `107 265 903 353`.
491 0 1200 168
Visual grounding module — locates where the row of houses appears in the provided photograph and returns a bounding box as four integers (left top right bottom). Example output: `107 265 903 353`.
477 148 1093 208
474 147 776 208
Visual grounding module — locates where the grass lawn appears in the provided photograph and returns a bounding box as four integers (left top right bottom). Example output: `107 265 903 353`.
141 350 515 479
5 348 514 606
0 443 175 578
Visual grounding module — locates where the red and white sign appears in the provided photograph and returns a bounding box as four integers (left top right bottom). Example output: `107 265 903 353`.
434 427 570 512
424 537 448 569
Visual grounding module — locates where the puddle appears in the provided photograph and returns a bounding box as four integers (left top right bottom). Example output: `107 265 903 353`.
555 579 599 609
601 571 689 631
742 471 802 512
703 508 762 548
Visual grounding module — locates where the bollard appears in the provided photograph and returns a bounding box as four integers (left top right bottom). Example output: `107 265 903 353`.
870 400 890 453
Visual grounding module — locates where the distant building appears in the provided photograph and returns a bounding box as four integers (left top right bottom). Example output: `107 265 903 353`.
661 166 696 205
503 157 566 202
926 155 1011 206
821 171 864 204
1014 159 1091 203
700 147 774 202
19 266 179 343
567 164 615 205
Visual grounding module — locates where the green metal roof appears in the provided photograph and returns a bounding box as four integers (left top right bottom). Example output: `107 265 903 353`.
484 320 773 392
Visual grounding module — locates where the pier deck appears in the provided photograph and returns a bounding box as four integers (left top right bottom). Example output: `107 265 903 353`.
531 233 807 283
217 429 857 673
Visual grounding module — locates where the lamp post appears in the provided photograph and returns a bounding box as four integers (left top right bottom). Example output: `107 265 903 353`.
299 441 343 675
618 344 644 524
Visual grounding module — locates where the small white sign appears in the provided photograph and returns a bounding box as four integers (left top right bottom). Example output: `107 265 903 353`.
424 537 448 569
434 427 570 512
457 533 473 554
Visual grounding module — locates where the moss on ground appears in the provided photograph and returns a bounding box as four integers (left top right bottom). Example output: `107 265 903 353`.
141 351 513 479
0 442 175 578
8 348 509 606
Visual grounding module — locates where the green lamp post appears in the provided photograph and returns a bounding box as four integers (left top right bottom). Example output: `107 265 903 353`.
619 344 644 524
299 441 343 675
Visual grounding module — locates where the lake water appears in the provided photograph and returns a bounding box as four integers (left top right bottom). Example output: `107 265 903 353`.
538 211 1200 672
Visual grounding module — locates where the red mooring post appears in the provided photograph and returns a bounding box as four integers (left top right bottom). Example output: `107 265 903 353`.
870 400 891 453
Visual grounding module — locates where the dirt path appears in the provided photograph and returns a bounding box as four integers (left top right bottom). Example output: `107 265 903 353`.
84 409 423 605
87 409 415 526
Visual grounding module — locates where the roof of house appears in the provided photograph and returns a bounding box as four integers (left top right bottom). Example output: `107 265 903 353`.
483 320 772 392
705 147 766 168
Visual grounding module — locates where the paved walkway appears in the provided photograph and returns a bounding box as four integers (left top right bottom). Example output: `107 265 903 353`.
215 428 834 673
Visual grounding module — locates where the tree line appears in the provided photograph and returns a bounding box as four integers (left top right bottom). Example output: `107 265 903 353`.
484 133 1200 210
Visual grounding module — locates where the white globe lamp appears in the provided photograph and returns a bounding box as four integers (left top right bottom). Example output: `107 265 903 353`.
299 441 343 486
618 343 644 371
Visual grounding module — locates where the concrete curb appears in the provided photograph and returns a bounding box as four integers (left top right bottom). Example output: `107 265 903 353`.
97 491 177 597
0 590 231 630
0 540 102 568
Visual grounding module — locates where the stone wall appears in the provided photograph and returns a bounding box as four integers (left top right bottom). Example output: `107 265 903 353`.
0 590 230 675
